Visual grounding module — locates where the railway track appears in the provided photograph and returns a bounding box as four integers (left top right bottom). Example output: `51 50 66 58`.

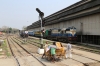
7 37 20 66
11 36 72 66
72 45 100 54
12 36 100 66
7 36 45 66
27 36 100 55
27 38 99 66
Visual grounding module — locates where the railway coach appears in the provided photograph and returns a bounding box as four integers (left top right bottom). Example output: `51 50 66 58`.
28 30 35 36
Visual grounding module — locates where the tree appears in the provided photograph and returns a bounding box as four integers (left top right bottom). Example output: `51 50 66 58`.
22 26 27 30
8 27 12 33
1 26 9 33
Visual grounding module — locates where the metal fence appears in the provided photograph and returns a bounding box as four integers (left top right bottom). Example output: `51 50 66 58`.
77 35 100 45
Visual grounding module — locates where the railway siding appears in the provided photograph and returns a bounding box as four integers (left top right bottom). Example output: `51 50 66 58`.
8 36 45 66
1 35 98 66
72 49 100 62
14 36 85 66
13 36 100 66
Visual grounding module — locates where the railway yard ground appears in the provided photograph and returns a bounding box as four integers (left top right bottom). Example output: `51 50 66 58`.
0 34 100 66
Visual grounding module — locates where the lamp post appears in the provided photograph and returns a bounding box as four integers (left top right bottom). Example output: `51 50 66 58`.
36 8 44 49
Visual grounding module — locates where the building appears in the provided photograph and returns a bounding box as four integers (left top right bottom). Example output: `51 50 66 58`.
27 0 100 45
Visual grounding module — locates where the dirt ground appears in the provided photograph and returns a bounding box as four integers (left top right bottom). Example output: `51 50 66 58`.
0 35 43 66
0 35 17 66
18 37 100 66
85 62 100 66
0 35 100 66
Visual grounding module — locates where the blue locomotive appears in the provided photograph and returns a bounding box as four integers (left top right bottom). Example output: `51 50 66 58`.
44 26 77 42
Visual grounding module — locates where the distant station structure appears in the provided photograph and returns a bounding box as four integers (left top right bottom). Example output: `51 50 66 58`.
27 0 100 45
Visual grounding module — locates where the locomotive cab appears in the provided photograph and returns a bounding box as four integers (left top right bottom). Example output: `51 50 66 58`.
60 26 77 42
65 26 77 42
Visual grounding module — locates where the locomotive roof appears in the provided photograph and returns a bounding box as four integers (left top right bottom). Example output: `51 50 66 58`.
62 26 76 30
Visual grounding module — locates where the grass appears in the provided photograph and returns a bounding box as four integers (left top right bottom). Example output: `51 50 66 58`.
0 40 11 57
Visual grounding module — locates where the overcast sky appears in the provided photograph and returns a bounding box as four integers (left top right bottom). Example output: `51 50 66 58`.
0 0 81 30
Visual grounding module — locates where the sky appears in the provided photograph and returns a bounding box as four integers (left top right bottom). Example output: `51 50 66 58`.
0 0 81 30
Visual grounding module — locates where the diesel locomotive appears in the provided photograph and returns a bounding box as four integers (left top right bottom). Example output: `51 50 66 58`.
28 26 77 42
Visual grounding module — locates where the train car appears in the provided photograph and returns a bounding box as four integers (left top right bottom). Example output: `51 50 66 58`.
59 26 77 42
27 26 77 42
28 29 45 38
43 29 51 39
20 30 28 38
44 26 77 42
34 30 41 37
46 28 61 40
28 30 35 36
